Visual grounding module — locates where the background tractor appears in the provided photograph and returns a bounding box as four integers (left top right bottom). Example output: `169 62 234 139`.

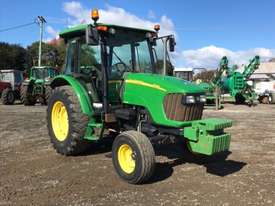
21 66 58 105
0 70 23 105
47 10 233 184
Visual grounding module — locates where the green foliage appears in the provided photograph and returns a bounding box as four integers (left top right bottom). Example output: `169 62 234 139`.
0 40 66 72
27 41 66 68
194 70 215 83
0 42 28 70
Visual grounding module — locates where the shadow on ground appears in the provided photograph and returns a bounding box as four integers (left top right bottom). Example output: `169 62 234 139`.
79 137 246 184
149 142 246 183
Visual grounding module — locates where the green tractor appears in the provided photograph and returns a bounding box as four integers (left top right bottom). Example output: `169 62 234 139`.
47 10 233 184
21 66 59 105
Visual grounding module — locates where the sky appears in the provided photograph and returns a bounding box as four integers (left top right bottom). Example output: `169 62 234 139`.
0 0 275 68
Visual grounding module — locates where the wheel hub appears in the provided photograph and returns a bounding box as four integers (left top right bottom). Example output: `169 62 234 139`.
51 101 69 141
118 144 136 174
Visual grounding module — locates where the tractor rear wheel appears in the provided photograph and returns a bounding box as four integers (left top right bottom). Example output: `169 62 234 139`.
47 86 90 156
44 86 52 105
112 131 155 184
1 88 15 105
20 85 36 105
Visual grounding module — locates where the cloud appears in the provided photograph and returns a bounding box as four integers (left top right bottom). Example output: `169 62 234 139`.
46 26 59 38
179 46 275 68
61 1 275 68
147 10 156 20
62 1 176 37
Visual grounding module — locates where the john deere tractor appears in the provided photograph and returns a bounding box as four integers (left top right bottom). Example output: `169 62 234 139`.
47 10 233 184
21 66 58 105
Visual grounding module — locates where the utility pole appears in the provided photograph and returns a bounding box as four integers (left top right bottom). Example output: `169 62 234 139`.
37 16 46 67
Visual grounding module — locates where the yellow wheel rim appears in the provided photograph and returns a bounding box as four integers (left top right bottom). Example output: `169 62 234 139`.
51 101 69 141
118 144 136 174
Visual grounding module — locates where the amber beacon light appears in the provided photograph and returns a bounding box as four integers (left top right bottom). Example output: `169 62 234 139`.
91 9 99 22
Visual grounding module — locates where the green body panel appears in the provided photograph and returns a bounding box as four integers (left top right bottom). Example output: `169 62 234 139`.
51 75 101 140
222 72 245 96
184 118 232 155
122 73 204 127
51 75 94 116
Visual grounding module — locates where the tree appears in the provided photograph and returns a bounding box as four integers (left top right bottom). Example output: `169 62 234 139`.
0 42 28 70
194 70 215 83
26 40 66 69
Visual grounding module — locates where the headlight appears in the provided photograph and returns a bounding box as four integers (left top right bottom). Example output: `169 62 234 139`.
199 95 206 103
182 94 206 104
182 95 195 104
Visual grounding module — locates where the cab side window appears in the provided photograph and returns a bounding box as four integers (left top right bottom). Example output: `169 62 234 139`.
64 40 77 74
79 44 101 75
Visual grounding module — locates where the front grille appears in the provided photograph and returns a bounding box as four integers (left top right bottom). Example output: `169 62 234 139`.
163 94 203 121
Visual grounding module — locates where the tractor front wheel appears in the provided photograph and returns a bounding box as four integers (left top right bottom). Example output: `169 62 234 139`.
112 131 155 184
1 88 15 105
47 86 90 155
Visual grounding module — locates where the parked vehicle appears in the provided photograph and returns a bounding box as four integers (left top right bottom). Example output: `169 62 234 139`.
198 56 260 105
0 70 23 104
255 80 275 103
21 66 59 105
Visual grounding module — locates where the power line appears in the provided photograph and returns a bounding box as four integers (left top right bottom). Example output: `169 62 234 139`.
0 21 36 33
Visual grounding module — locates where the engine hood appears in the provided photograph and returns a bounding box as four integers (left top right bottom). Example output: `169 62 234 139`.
124 73 204 94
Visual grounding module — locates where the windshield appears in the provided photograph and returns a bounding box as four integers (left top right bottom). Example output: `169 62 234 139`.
47 68 58 78
152 37 174 76
32 68 45 79
109 39 152 79
0 72 12 82
102 28 154 79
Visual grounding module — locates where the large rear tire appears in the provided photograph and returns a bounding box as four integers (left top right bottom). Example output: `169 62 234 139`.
47 86 90 156
112 131 155 184
1 88 15 105
20 85 36 105
44 86 52 105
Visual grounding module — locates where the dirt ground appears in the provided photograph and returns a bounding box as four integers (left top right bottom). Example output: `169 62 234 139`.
0 103 274 206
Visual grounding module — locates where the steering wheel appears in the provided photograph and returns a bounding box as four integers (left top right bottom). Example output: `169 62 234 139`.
111 62 129 77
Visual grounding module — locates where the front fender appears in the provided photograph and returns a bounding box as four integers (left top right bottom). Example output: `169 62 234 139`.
50 75 93 116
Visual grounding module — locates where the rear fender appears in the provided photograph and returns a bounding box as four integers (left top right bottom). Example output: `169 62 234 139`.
50 75 94 116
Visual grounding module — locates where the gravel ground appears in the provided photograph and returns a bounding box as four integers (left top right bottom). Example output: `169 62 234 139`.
0 103 274 206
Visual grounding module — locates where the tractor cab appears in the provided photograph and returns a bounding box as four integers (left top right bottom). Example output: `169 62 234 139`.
59 22 176 106
30 66 58 83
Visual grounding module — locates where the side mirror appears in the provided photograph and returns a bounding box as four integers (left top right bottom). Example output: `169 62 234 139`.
86 25 99 45
169 37 176 52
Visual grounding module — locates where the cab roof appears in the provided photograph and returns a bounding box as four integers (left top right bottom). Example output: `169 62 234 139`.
59 23 156 39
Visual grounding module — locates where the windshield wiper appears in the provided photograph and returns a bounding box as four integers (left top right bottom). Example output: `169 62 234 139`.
113 51 131 71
